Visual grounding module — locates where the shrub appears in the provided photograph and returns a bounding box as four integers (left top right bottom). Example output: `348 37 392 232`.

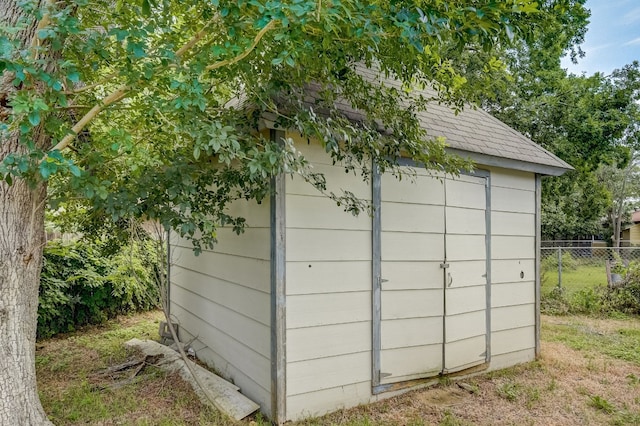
38 237 160 339
541 250 578 273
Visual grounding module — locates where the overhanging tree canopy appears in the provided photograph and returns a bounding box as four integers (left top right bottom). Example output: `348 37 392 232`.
1 0 561 422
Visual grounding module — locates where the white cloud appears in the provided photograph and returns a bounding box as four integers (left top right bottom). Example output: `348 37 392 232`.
624 37 640 46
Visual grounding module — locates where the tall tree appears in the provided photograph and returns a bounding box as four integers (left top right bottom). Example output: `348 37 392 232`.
1 0 548 422
464 0 640 240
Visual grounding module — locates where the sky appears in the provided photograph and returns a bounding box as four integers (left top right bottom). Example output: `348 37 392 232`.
561 0 640 76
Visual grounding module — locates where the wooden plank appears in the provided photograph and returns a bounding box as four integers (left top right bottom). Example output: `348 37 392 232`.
491 211 535 237
381 317 443 349
381 345 442 382
176 227 270 260
491 304 535 332
170 285 270 357
491 326 535 356
444 335 486 372
446 234 486 261
445 179 485 209
492 282 535 307
446 206 485 235
285 381 373 421
287 321 371 363
286 352 371 396
171 245 270 294
286 292 371 329
381 202 444 233
224 197 271 228
492 187 535 214
381 289 443 320
380 172 445 205
183 342 271 417
270 142 287 425
446 260 486 287
286 229 371 261
286 194 371 231
445 310 485 343
286 133 345 166
170 303 271 391
492 259 535 284
287 261 371 295
445 286 485 316
489 348 535 371
492 236 535 260
381 232 444 261
381 261 443 290
171 266 270 326
286 164 371 199
488 168 535 191
126 338 260 421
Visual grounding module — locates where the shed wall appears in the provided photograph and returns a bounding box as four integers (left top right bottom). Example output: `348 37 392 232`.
487 167 536 368
169 198 272 415
284 133 374 420
282 143 538 420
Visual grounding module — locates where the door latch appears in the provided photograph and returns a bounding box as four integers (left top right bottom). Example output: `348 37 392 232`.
440 263 450 269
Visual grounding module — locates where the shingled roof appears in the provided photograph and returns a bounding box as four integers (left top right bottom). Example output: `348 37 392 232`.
255 64 573 176
353 65 572 176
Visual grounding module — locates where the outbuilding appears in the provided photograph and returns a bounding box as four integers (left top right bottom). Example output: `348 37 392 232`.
168 67 572 423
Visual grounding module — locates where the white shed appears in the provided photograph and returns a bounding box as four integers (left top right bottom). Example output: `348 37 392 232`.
168 70 572 424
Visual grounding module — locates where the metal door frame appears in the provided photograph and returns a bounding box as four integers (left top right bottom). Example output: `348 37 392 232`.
371 159 491 394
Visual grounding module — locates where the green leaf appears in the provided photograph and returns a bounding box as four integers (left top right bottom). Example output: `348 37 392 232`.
69 165 82 177
28 110 41 126
141 0 151 16
193 146 201 160
39 162 52 179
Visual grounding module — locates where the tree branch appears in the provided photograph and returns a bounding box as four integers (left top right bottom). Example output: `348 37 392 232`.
50 84 128 152
50 18 275 154
205 20 276 71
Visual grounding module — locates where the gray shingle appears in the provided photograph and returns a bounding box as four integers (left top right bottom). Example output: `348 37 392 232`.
349 64 572 172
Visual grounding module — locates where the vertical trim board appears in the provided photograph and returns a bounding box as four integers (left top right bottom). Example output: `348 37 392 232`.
534 174 542 357
270 129 287 423
372 161 382 389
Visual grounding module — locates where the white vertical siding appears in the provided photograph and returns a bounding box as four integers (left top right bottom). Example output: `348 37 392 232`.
169 197 272 416
284 133 373 420
488 167 536 367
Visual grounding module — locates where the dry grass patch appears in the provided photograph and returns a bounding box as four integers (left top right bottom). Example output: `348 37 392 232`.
37 311 640 425
37 310 232 425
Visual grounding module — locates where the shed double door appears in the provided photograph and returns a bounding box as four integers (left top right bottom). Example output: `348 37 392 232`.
377 170 489 385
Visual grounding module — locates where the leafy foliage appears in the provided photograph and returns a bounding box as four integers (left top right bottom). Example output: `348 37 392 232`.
0 0 548 254
38 236 160 339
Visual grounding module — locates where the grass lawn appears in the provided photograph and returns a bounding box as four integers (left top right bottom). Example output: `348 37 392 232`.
541 264 608 297
37 311 640 425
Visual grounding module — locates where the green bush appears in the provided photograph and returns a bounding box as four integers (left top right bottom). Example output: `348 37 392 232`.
603 261 640 315
38 237 160 339
541 250 578 273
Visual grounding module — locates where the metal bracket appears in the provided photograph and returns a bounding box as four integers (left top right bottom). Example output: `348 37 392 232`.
440 263 450 269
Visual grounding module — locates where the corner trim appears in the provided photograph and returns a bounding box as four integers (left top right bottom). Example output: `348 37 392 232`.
270 129 287 424
371 161 382 389
534 174 542 357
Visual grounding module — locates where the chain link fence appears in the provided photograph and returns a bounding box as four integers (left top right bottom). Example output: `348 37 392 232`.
541 242 640 292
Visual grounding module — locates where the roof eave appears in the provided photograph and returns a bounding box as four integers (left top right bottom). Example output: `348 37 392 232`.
447 148 573 177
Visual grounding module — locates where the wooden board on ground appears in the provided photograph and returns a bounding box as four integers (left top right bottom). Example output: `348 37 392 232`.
125 338 260 421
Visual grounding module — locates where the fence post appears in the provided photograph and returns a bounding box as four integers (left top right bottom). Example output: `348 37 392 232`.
557 247 562 289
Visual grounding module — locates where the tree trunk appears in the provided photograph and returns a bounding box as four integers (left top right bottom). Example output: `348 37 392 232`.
0 1 54 424
0 178 51 425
